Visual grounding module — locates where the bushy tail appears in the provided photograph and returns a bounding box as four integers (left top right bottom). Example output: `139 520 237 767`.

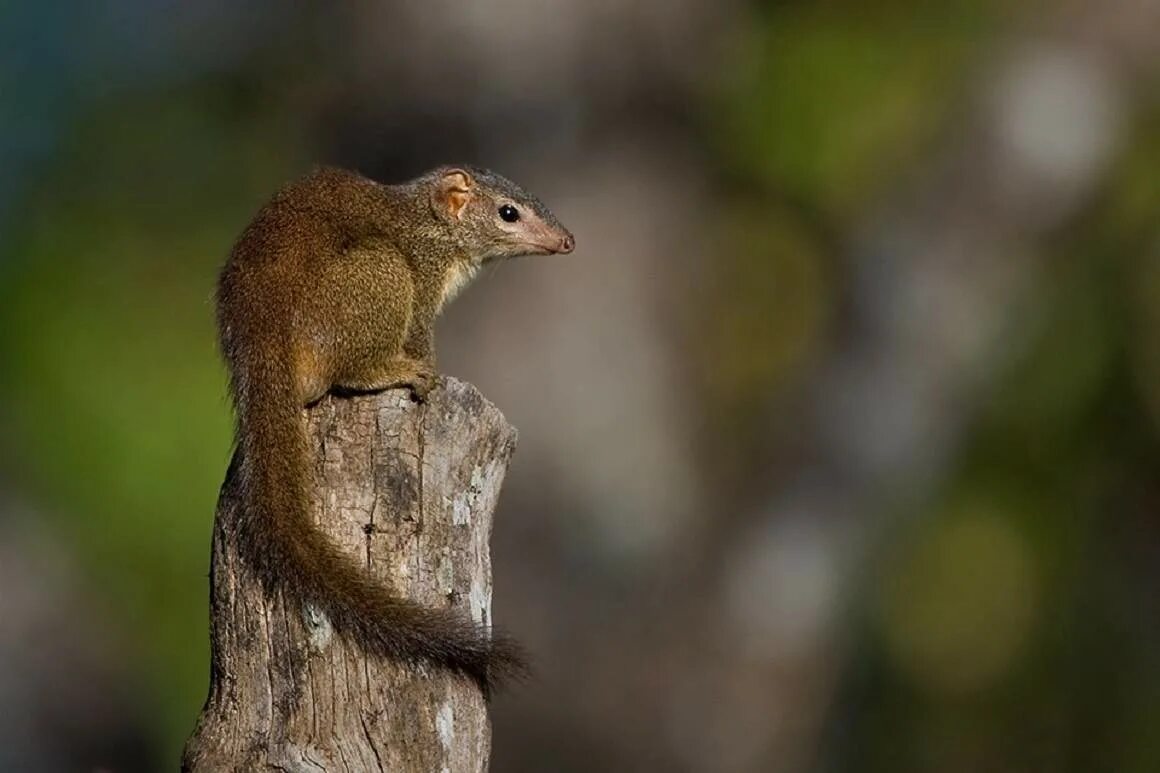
231 352 524 692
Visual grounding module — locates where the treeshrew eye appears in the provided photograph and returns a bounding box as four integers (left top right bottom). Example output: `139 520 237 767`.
498 204 520 223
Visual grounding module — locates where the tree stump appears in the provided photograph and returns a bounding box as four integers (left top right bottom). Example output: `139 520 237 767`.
183 378 517 772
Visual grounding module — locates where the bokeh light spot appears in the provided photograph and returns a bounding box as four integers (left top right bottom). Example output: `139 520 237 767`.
877 502 1038 697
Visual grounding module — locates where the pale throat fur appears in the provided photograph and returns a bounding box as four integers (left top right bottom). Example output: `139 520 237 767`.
439 260 481 310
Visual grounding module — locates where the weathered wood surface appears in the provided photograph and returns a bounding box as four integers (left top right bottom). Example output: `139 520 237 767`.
184 378 517 772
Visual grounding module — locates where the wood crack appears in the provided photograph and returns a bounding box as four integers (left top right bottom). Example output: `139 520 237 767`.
184 379 510 772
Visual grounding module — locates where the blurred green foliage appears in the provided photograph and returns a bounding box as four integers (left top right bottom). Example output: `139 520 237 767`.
1 1 1157 769
703 4 1160 772
716 1 998 216
0 85 306 748
845 122 1160 772
693 201 831 468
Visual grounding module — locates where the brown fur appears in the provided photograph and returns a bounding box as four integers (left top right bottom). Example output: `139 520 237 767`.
217 165 573 691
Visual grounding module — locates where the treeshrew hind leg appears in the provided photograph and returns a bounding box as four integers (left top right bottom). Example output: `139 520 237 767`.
335 358 438 402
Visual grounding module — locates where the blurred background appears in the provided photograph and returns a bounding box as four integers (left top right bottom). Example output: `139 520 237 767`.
1 0 1158 770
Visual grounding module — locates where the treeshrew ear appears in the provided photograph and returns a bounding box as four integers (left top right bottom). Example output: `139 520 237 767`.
435 169 475 220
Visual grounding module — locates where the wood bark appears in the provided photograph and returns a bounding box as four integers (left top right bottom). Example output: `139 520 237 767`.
183 377 517 773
